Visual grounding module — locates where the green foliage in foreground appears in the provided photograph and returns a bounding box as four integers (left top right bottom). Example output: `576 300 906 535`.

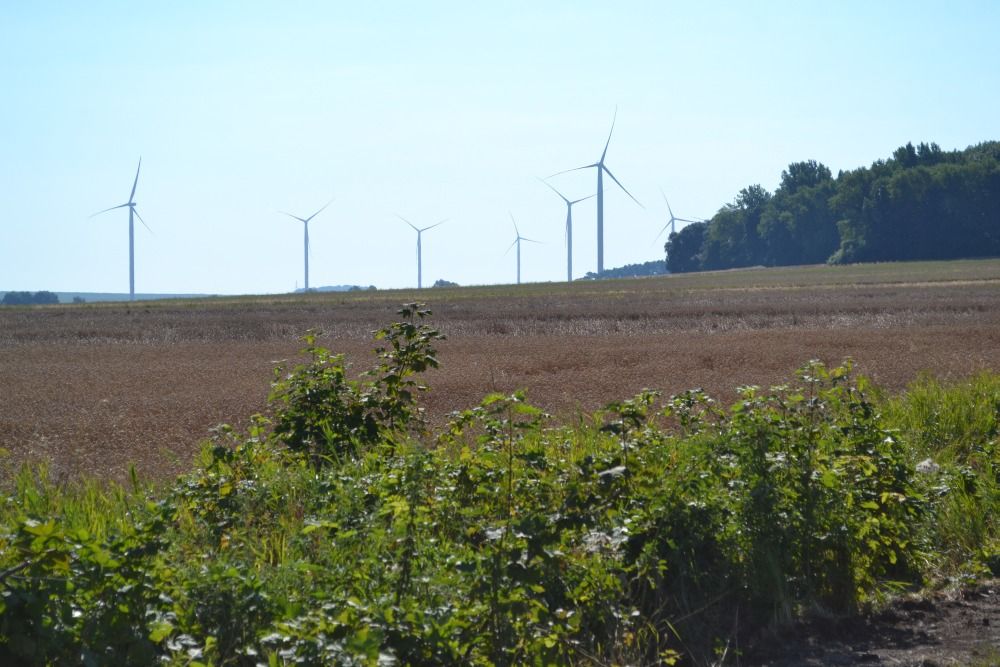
1 307 998 665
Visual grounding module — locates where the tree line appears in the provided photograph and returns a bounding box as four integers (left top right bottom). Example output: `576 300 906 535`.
666 141 1000 272
1 291 60 306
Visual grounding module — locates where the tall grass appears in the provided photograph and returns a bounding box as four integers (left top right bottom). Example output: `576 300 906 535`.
882 372 1000 579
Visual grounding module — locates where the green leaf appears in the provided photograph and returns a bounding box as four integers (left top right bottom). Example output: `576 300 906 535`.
23 518 56 537
149 621 174 643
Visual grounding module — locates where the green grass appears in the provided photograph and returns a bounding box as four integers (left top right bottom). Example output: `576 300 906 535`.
1 306 998 665
881 373 1000 579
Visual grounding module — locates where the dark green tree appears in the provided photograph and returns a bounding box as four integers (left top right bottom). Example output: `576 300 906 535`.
758 161 838 265
665 221 708 273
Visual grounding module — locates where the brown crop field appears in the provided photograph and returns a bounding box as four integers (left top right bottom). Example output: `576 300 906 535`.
2 259 1000 483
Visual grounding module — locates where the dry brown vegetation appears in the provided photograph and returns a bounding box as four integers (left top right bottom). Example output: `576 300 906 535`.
2 259 999 482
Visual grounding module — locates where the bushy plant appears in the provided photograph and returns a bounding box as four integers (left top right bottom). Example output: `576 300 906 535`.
268 303 444 466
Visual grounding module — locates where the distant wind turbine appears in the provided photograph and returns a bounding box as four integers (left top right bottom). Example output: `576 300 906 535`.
551 108 642 274
539 178 594 282
506 213 541 285
654 190 704 242
399 216 445 288
279 200 332 291
89 158 150 301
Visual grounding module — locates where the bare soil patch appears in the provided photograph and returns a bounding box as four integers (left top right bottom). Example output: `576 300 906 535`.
746 581 1000 666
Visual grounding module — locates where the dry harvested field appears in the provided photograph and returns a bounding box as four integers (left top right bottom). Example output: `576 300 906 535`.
2 259 1000 483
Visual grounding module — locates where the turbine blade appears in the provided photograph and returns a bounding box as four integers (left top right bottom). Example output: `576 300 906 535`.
569 193 595 205
279 211 308 223
600 107 618 163
504 238 517 255
89 203 130 218
548 163 598 178
133 208 153 234
522 237 542 244
602 165 643 208
509 212 519 237
675 217 702 224
129 157 141 203
652 224 670 244
660 189 676 219
538 177 570 204
422 219 446 232
396 214 419 232
304 199 334 223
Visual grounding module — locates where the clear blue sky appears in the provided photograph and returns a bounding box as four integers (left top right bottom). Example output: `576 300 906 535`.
2 1 998 294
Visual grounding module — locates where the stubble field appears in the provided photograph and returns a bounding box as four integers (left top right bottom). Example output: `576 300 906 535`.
2 259 999 483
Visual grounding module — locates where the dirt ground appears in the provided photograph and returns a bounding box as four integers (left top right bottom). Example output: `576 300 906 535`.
2 261 1000 483
746 581 1000 666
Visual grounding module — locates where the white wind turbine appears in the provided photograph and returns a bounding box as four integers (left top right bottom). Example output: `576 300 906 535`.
399 216 445 289
539 178 594 282
279 200 332 291
506 213 541 285
551 108 642 274
654 190 704 241
89 158 150 301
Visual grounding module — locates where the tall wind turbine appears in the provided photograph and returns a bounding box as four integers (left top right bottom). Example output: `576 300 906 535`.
654 190 704 241
551 109 642 274
399 216 445 288
279 200 332 291
540 179 594 282
506 213 540 285
89 158 150 301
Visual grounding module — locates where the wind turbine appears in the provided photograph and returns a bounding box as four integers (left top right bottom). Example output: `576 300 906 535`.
654 190 704 242
399 216 445 288
89 158 150 301
279 200 332 291
539 179 594 282
506 213 540 285
551 109 642 274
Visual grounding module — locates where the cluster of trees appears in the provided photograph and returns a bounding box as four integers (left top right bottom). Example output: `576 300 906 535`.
1 291 60 306
666 141 1000 272
583 259 666 280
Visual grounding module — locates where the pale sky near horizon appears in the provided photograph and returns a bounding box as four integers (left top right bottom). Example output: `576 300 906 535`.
2 2 998 294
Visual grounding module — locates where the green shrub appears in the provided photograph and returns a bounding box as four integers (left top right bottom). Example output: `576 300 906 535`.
269 304 444 467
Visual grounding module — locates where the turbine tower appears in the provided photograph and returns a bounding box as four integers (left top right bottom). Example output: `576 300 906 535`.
90 158 150 301
279 200 332 291
399 216 445 289
654 190 704 241
506 213 540 285
540 179 594 282
551 109 642 274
